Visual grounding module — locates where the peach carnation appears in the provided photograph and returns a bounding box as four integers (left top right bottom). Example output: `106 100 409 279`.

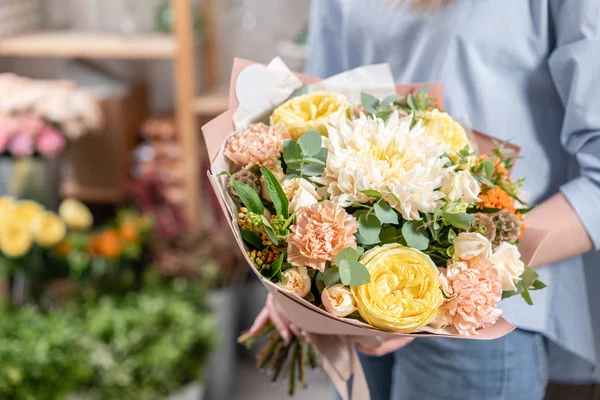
224 123 290 167
287 200 358 272
436 260 502 335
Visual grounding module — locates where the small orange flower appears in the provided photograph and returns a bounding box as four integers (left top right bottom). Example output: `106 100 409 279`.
55 240 71 259
119 221 139 243
96 229 122 259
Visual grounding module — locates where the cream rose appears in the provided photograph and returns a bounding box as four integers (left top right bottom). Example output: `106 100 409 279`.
442 170 481 204
282 178 320 213
491 242 525 291
281 266 311 298
453 232 492 262
321 284 357 318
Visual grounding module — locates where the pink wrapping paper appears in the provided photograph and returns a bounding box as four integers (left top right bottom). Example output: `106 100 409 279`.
202 59 549 400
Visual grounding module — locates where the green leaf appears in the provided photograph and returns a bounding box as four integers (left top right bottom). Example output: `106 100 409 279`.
502 290 518 299
267 254 284 279
314 147 328 163
361 189 383 198
498 181 527 205
302 157 326 166
381 94 403 110
324 266 341 286
300 163 326 176
375 110 393 120
339 260 370 286
447 228 457 242
521 289 534 305
261 166 289 217
406 93 416 111
516 205 535 214
473 173 495 187
297 130 323 157
374 201 398 224
356 247 365 257
531 280 547 290
358 214 382 244
316 273 326 292
520 267 539 289
233 178 264 215
401 221 429 250
482 159 495 179
304 292 315 302
241 229 263 249
442 211 475 230
380 226 402 244
283 140 301 163
361 92 380 114
335 247 360 266
261 215 278 245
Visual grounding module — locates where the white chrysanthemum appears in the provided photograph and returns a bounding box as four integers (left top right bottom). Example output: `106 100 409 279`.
317 112 450 220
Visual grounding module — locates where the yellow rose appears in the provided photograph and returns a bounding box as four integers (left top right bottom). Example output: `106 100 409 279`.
270 91 350 140
12 200 44 231
416 109 472 153
0 216 33 258
352 244 444 333
32 211 67 248
59 198 93 230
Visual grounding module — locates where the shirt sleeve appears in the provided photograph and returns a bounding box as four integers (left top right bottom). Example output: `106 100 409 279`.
304 0 345 78
549 0 600 250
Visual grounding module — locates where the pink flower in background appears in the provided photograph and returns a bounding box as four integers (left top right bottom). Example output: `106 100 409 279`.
224 123 291 167
436 259 503 335
37 127 66 158
8 132 35 157
19 115 45 137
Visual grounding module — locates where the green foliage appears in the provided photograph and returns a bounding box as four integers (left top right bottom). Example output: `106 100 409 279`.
261 166 289 218
442 211 475 230
0 308 93 400
283 131 328 178
357 214 381 245
233 178 264 215
401 221 429 250
338 260 370 286
324 266 341 286
374 201 398 224
501 267 546 305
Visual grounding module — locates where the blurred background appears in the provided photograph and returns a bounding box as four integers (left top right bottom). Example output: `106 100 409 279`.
0 1 331 399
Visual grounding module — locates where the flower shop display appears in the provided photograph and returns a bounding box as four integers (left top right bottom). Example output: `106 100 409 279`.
0 74 103 158
0 284 217 400
203 58 551 399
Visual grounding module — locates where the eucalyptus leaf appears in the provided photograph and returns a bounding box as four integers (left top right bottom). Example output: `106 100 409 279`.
361 92 380 114
356 247 365 257
381 94 403 110
375 110 393 120
324 266 341 286
401 221 429 250
442 211 475 230
297 130 323 157
380 226 402 244
283 140 301 162
374 201 399 224
304 292 316 302
339 260 370 286
233 179 264 215
335 247 360 266
316 273 326 292
358 214 382 244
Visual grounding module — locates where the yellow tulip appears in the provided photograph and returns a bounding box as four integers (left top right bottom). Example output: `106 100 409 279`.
59 198 93 230
352 244 444 333
0 217 33 258
270 91 350 140
416 109 473 154
32 211 67 248
12 200 44 230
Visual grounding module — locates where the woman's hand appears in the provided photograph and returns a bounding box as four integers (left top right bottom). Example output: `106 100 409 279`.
250 294 300 344
356 337 415 357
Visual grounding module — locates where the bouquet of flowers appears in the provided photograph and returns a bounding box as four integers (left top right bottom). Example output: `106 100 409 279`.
203 58 549 399
0 74 103 158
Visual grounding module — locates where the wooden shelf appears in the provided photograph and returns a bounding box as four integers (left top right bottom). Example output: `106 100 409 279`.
192 89 229 115
61 181 123 204
0 30 177 59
